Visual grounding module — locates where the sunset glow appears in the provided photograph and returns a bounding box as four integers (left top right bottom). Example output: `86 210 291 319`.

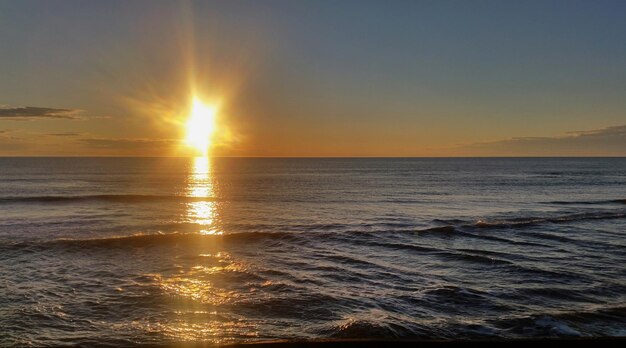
2 1 626 345
185 97 217 156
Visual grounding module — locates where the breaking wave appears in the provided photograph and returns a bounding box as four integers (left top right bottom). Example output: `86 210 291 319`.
0 194 218 204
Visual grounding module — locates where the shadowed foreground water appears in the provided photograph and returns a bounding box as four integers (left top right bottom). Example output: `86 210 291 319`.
0 157 625 346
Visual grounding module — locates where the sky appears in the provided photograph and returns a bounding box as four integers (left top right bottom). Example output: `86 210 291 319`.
1 0 625 156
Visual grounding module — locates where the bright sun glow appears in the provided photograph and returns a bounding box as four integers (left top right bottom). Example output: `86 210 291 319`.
185 97 217 156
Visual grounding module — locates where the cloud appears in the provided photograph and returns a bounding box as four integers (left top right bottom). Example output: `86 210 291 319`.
47 132 81 137
449 125 626 156
566 125 626 137
0 106 82 120
0 129 20 140
78 137 178 150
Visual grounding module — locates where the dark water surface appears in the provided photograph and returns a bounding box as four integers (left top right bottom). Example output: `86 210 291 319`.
1 157 625 346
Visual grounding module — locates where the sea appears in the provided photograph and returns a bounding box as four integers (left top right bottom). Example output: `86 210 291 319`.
0 157 625 346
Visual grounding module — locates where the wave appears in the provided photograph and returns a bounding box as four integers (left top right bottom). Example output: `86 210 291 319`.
417 225 457 233
548 199 626 205
3 194 624 209
0 231 301 252
492 306 626 337
0 194 217 204
324 319 421 339
2 206 624 253
0 226 464 253
471 210 626 230
418 209 626 235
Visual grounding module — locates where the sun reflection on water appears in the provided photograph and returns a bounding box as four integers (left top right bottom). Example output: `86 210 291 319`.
149 250 258 342
146 161 257 342
187 156 222 235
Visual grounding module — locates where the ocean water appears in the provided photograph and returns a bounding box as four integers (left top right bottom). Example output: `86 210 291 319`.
0 157 625 346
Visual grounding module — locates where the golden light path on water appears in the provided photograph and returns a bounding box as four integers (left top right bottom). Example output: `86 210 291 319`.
148 157 258 342
187 156 221 235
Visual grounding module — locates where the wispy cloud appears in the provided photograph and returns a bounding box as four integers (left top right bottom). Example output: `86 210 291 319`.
0 129 20 139
0 106 83 120
448 125 626 156
78 137 178 150
565 125 626 137
47 132 81 137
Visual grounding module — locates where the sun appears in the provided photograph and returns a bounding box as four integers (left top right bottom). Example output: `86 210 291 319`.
185 97 217 156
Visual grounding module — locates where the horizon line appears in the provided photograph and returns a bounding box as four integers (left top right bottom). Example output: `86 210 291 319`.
1 155 625 159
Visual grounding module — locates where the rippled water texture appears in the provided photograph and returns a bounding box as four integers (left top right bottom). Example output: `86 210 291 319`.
1 157 625 346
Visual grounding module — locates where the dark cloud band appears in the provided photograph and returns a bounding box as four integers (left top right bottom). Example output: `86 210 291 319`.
0 106 81 119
